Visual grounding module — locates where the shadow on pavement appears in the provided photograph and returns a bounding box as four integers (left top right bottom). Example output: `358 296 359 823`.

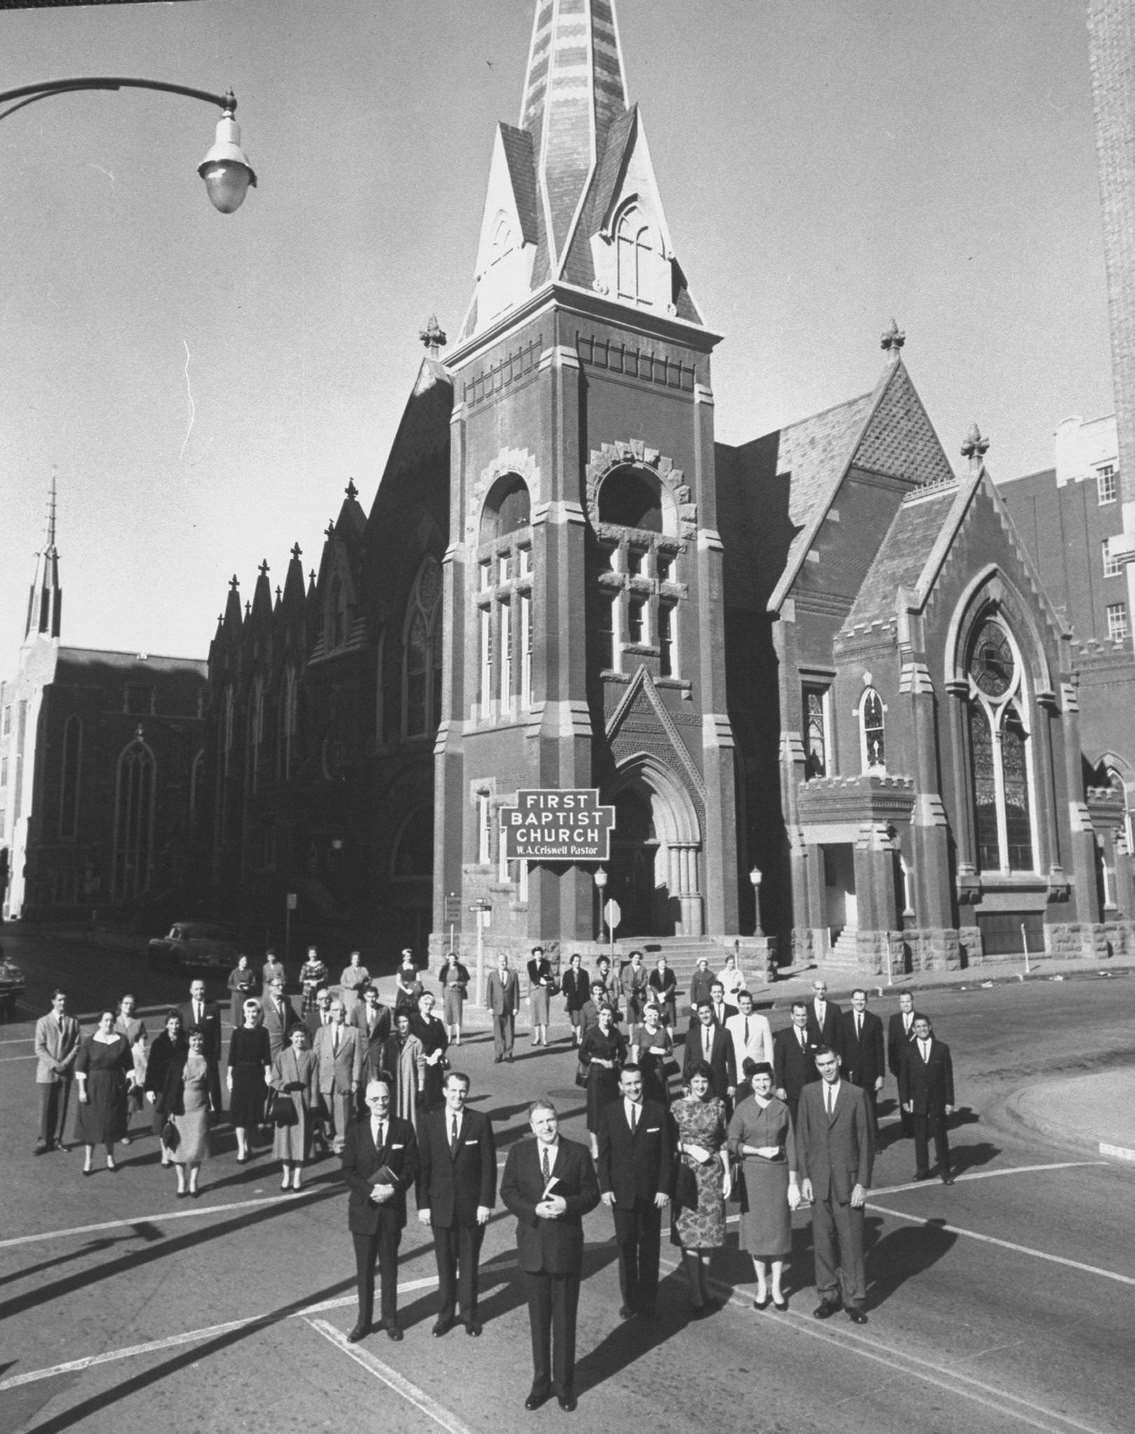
865 1215 956 1309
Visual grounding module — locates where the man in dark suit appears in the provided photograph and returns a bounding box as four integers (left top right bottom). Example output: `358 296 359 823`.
342 1076 419 1342
262 975 300 1062
837 989 885 1129
683 1000 737 1107
773 1001 820 1119
887 991 918 1138
806 979 841 1049
303 987 333 1041
501 1099 599 1413
179 978 223 1115
707 980 737 1032
416 1070 497 1336
596 1063 673 1320
352 984 392 1096
796 1046 875 1324
899 1014 956 1184
560 953 591 1047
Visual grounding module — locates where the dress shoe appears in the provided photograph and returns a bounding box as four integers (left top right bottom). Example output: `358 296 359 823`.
557 1393 578 1413
618 1304 635 1320
846 1307 868 1325
384 1323 403 1342
524 1390 550 1411
464 1318 482 1336
941 1171 955 1185
432 1316 455 1337
813 1300 841 1320
176 1189 188 1199
34 1139 48 1155
772 1296 788 1312
753 1295 770 1311
346 1323 369 1343
913 1170 931 1182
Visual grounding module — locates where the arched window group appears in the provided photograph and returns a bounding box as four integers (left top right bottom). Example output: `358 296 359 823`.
614 204 668 309
594 465 680 678
860 689 885 771
112 738 156 900
965 615 1035 873
476 475 533 721
404 557 443 738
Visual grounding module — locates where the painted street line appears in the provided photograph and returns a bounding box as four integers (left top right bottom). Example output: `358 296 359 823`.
871 1160 1108 1196
0 1277 442 1393
306 1316 477 1434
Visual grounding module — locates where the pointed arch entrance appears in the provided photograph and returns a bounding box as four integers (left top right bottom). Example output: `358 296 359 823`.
607 756 703 936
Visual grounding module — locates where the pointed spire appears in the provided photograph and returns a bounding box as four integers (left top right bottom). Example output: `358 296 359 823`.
960 422 990 468
222 574 243 636
521 0 629 264
24 471 62 641
881 318 906 361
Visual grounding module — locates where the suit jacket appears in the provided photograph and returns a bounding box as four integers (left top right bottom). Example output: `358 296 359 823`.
416 1106 497 1225
560 966 591 1012
773 1024 821 1104
795 1078 874 1203
725 1010 774 1073
262 996 300 1057
178 1000 222 1062
485 968 520 1015
887 1010 918 1079
898 1037 955 1114
683 1021 737 1098
304 1010 333 1041
342 1112 419 1235
500 1135 599 1275
34 1012 81 1084
351 1001 393 1065
596 1097 673 1208
806 999 841 1050
312 1021 364 1094
837 1009 885 1090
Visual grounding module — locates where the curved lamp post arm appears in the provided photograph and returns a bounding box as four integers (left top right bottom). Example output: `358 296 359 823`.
0 77 255 212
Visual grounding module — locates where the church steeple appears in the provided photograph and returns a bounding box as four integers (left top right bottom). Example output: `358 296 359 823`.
24 473 62 642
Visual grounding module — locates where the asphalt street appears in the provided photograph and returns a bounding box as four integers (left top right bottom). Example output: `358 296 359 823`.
1 933 1133 1434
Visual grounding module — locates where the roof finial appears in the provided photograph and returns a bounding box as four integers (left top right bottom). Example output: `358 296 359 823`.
259 558 270 578
229 574 240 591
244 599 252 618
960 422 990 467
345 478 359 502
881 318 906 361
291 541 303 562
46 468 59 552
420 314 447 358
325 518 336 539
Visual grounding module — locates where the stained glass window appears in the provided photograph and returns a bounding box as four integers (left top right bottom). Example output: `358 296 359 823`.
862 689 885 769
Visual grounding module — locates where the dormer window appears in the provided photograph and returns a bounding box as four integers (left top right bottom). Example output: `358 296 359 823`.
611 202 669 309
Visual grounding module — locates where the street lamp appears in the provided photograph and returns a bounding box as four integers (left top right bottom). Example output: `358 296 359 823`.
0 78 256 213
749 864 762 934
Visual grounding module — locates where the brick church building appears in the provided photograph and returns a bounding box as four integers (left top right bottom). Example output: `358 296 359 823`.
203 0 1133 972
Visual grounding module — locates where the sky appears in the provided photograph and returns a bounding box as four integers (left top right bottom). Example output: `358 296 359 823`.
0 0 1115 669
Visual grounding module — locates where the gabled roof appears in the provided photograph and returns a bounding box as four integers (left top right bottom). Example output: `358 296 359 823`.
766 357 953 611
371 357 453 495
500 123 540 247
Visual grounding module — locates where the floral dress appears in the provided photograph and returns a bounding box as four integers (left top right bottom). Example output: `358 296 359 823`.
671 1094 727 1250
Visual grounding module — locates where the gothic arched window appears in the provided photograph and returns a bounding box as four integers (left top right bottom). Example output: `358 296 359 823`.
476 476 533 721
594 465 680 678
965 615 1035 873
403 557 443 738
859 689 885 771
112 738 156 900
59 714 82 838
615 206 664 307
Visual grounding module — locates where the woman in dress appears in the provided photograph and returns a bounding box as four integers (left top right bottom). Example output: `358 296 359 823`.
410 991 449 1111
726 1060 800 1310
338 950 370 1018
527 946 555 1048
671 1060 729 1313
437 950 470 1044
619 950 650 1045
632 1002 675 1106
717 953 746 1004
227 954 258 1028
578 1003 627 1158
113 993 148 1142
144 1010 187 1167
393 963 423 1021
560 952 590 1047
298 948 329 1019
270 1024 319 1191
648 955 678 1029
170 1027 213 1198
261 948 286 994
227 999 272 1161
74 1011 133 1174
376 1011 426 1132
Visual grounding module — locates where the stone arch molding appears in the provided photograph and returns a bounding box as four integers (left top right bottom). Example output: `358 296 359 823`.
944 565 1055 697
585 440 695 540
466 447 541 543
609 751 702 848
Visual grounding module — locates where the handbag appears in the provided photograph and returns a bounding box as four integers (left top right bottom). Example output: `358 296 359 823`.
574 1059 588 1089
161 1118 179 1150
273 1095 299 1127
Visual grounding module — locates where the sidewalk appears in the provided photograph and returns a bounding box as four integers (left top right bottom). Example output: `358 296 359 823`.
1008 1069 1135 1163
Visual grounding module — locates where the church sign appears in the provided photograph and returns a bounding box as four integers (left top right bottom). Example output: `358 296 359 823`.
499 788 615 862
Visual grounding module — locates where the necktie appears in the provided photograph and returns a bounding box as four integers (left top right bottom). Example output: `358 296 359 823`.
376 1122 385 1150
826 1083 834 1116
704 1028 712 1059
541 1145 551 1183
920 1040 929 1060
450 1115 459 1153
195 1002 202 1024
799 1028 807 1050
332 1027 339 1055
744 1017 750 1047
856 1014 862 1038
628 1102 638 1132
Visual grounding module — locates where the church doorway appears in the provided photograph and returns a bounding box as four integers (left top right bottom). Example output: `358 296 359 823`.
605 758 703 937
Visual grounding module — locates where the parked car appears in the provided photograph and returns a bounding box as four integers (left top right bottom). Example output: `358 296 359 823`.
0 950 26 1018
147 920 241 975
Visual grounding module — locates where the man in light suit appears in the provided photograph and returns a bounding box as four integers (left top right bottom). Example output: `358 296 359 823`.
501 1099 600 1413
899 1014 955 1184
34 989 81 1152
725 990 774 1081
887 990 918 1138
796 1046 875 1324
683 1000 737 1107
178 978 224 1116
416 1070 497 1336
351 984 392 1103
837 988 885 1130
262 975 299 1061
596 1063 673 1320
806 979 841 1050
485 952 520 1063
313 999 363 1154
772 1001 820 1120
342 1076 419 1342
